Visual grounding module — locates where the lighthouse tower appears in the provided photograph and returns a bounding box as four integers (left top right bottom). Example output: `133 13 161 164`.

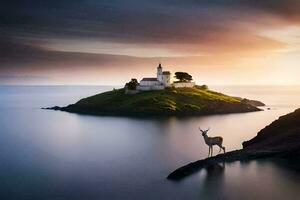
157 63 163 82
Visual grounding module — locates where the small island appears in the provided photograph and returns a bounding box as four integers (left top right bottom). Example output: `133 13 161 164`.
45 64 264 116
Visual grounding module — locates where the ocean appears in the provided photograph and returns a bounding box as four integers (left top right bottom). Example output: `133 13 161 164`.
1 85 300 200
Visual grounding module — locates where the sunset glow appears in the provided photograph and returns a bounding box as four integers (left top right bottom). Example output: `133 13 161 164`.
1 1 300 85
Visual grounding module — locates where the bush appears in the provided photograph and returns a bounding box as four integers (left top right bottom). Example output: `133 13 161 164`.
125 78 138 90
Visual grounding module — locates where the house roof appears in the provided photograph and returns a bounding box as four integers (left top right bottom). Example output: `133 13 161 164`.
141 78 158 81
163 71 170 75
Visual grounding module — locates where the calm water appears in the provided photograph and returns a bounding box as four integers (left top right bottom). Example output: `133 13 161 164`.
1 85 300 200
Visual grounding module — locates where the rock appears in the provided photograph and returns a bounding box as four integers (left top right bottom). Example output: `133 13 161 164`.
168 108 300 180
243 108 300 151
240 98 266 107
167 149 278 180
42 106 61 110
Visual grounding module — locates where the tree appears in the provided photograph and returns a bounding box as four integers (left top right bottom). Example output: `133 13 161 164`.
125 78 138 90
174 72 193 82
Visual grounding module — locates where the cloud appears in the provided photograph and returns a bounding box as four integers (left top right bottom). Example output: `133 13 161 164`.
0 0 299 84
0 75 54 85
2 0 297 45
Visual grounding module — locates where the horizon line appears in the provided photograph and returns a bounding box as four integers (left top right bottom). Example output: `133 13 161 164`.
1 84 300 87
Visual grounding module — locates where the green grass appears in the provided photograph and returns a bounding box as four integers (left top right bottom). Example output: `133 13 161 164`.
71 86 254 116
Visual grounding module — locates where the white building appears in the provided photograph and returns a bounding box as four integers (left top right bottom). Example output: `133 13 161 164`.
173 82 195 88
137 64 171 91
136 63 195 91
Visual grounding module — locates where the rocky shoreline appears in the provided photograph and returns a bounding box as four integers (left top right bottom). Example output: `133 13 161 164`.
168 108 300 180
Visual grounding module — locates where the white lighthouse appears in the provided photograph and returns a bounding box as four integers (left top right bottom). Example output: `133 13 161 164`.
157 63 163 82
157 63 171 87
137 63 175 91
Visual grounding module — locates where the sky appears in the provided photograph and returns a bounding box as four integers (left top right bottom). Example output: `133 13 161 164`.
1 0 300 85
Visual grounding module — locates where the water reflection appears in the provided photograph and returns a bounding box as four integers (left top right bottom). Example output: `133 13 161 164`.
199 163 225 199
1 86 300 199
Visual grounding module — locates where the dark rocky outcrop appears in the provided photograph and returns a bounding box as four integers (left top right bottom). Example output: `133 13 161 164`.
167 150 278 180
240 98 266 107
168 108 300 180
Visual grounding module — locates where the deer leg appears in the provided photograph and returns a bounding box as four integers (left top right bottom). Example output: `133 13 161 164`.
223 146 226 153
211 146 213 157
218 145 222 153
208 147 211 157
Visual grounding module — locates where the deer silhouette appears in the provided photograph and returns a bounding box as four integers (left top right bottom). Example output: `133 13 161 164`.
199 127 226 157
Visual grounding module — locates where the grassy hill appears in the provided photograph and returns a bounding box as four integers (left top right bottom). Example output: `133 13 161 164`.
48 86 263 116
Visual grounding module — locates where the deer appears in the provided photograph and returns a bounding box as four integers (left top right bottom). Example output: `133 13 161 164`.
199 127 226 157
